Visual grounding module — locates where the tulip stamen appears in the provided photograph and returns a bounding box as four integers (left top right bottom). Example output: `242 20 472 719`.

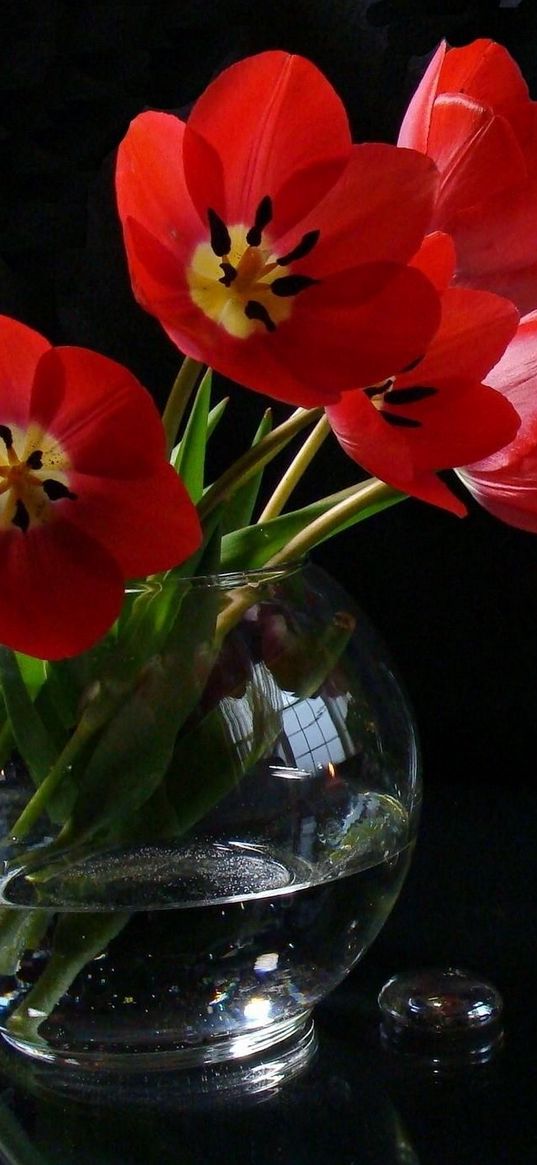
245 300 277 333
208 208 232 257
0 422 76 533
12 499 30 533
219 261 237 287
246 196 273 247
189 197 320 339
364 378 438 428
271 274 319 297
277 230 320 266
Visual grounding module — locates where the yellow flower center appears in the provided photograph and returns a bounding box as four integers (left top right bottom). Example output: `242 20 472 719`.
0 423 75 532
186 197 320 340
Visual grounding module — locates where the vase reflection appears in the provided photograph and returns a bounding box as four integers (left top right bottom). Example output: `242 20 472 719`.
0 1031 420 1164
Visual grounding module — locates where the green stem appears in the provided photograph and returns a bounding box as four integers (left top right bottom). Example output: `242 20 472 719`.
0 1098 50 1165
162 356 205 456
258 414 331 521
8 714 100 844
0 719 14 771
267 478 406 566
215 480 404 642
198 407 322 522
7 912 130 1046
0 907 51 976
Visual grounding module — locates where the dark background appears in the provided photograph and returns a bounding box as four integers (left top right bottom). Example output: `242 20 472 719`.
4 0 535 792
0 5 536 1163
1 0 536 786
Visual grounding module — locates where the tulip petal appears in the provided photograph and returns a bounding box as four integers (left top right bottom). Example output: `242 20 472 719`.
281 144 439 274
457 311 537 529
0 523 124 660
327 374 518 487
326 276 520 517
67 464 202 577
0 316 51 429
399 38 537 317
122 218 442 403
31 346 168 477
428 97 527 224
399 41 447 152
396 473 467 516
116 53 442 407
272 262 441 392
399 40 529 150
451 178 537 300
456 259 537 320
410 231 456 291
456 472 537 533
0 318 203 660
116 111 204 262
184 52 352 229
438 39 529 111
467 312 537 473
395 288 519 388
326 386 469 510
118 220 335 403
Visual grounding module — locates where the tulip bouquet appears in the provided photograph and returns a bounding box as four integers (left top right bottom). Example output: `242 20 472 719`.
0 38 536 1046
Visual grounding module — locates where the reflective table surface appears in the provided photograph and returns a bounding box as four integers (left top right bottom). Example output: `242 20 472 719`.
0 776 535 1165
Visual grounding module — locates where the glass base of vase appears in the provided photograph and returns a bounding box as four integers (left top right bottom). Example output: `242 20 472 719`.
1 1008 314 1073
1 1013 317 1108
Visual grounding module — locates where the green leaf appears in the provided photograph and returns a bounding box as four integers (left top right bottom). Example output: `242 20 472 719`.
0 649 58 786
64 529 224 845
0 653 80 825
43 630 119 730
0 652 49 780
14 653 47 701
206 395 229 440
221 409 272 533
7 911 129 1044
220 485 403 570
172 368 212 503
171 393 228 475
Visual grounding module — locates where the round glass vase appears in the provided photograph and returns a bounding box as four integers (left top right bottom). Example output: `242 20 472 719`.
0 561 420 1071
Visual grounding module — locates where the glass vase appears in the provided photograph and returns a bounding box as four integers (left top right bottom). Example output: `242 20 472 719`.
0 562 420 1070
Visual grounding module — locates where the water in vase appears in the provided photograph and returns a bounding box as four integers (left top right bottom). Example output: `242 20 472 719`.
0 790 414 1066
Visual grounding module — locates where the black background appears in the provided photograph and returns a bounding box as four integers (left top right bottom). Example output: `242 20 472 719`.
0 5 536 1163
1 0 536 790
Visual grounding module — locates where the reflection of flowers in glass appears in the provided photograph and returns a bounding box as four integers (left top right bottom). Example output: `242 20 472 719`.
399 38 537 314
0 316 201 659
325 232 520 513
116 50 442 406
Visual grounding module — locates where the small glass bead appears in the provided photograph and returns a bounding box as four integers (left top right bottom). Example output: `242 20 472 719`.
378 968 503 1069
379 967 502 1033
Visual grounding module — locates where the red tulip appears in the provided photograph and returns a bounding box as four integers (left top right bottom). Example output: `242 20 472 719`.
458 311 537 532
325 233 521 514
0 316 201 659
399 39 537 314
116 51 442 407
